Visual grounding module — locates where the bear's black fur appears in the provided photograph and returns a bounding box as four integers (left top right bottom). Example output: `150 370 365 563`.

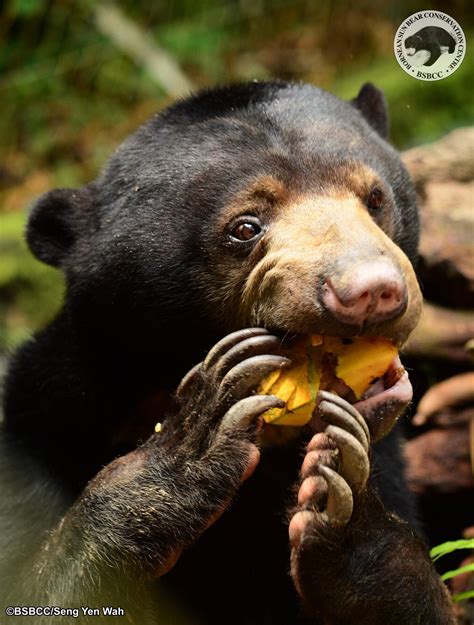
404 26 456 66
0 81 455 624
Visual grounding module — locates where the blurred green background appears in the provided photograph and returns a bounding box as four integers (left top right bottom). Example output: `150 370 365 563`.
0 0 473 353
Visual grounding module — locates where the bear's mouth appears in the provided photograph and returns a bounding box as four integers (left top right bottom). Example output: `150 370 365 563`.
307 355 412 442
260 326 413 445
260 328 414 442
351 356 412 440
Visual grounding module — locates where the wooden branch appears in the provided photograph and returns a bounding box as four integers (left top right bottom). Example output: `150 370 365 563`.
402 129 474 309
413 373 474 425
402 127 474 185
94 4 193 98
404 301 474 361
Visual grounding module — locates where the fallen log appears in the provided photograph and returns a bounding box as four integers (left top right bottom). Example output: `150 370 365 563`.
402 128 474 309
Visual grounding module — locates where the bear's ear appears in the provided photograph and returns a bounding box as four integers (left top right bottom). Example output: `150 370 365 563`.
27 185 96 268
351 83 389 139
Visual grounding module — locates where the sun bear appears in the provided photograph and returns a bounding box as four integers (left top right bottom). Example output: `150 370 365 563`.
0 81 455 624
404 26 456 67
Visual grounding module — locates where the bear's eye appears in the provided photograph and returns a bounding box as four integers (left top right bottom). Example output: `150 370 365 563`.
233 223 261 240
366 187 384 212
228 217 263 244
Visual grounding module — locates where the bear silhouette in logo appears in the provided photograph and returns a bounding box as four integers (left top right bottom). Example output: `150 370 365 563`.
404 26 456 67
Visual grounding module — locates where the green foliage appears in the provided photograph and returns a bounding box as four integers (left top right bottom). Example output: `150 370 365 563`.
430 539 474 603
1 1 472 165
442 563 474 583
7 0 44 18
0 211 64 349
431 539 474 562
453 590 474 602
334 52 474 148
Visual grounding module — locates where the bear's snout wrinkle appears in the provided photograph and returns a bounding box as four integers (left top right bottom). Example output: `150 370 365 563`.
240 192 422 344
321 261 408 327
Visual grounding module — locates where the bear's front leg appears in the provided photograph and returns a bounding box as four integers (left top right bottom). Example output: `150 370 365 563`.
289 391 455 625
26 329 289 623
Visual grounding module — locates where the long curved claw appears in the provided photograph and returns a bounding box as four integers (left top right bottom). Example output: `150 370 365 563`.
219 395 285 434
324 425 369 494
175 363 202 400
318 390 370 443
318 465 353 527
203 328 270 369
213 335 282 380
319 400 369 452
218 354 291 404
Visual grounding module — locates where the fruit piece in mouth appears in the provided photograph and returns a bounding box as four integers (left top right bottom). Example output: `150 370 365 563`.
258 335 411 440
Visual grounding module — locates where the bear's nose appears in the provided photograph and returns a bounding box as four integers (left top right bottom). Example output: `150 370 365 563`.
321 261 408 327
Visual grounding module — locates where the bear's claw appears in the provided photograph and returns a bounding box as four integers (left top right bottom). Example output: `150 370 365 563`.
171 327 291 447
318 390 370 443
219 354 291 405
291 392 371 546
323 424 369 494
218 395 285 434
203 327 271 369
318 464 354 526
175 362 201 399
319 399 369 452
213 334 283 379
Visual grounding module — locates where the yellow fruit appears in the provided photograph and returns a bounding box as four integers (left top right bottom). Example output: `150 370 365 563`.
258 335 397 426
334 337 398 399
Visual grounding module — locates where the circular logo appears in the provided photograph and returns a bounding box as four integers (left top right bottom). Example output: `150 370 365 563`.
394 11 466 81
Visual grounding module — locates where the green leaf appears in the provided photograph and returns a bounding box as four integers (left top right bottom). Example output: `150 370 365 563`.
430 539 474 562
453 590 474 603
441 563 474 582
9 0 44 18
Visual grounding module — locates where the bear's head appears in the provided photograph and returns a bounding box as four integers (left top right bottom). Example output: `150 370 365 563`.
404 34 423 56
26 82 422 362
